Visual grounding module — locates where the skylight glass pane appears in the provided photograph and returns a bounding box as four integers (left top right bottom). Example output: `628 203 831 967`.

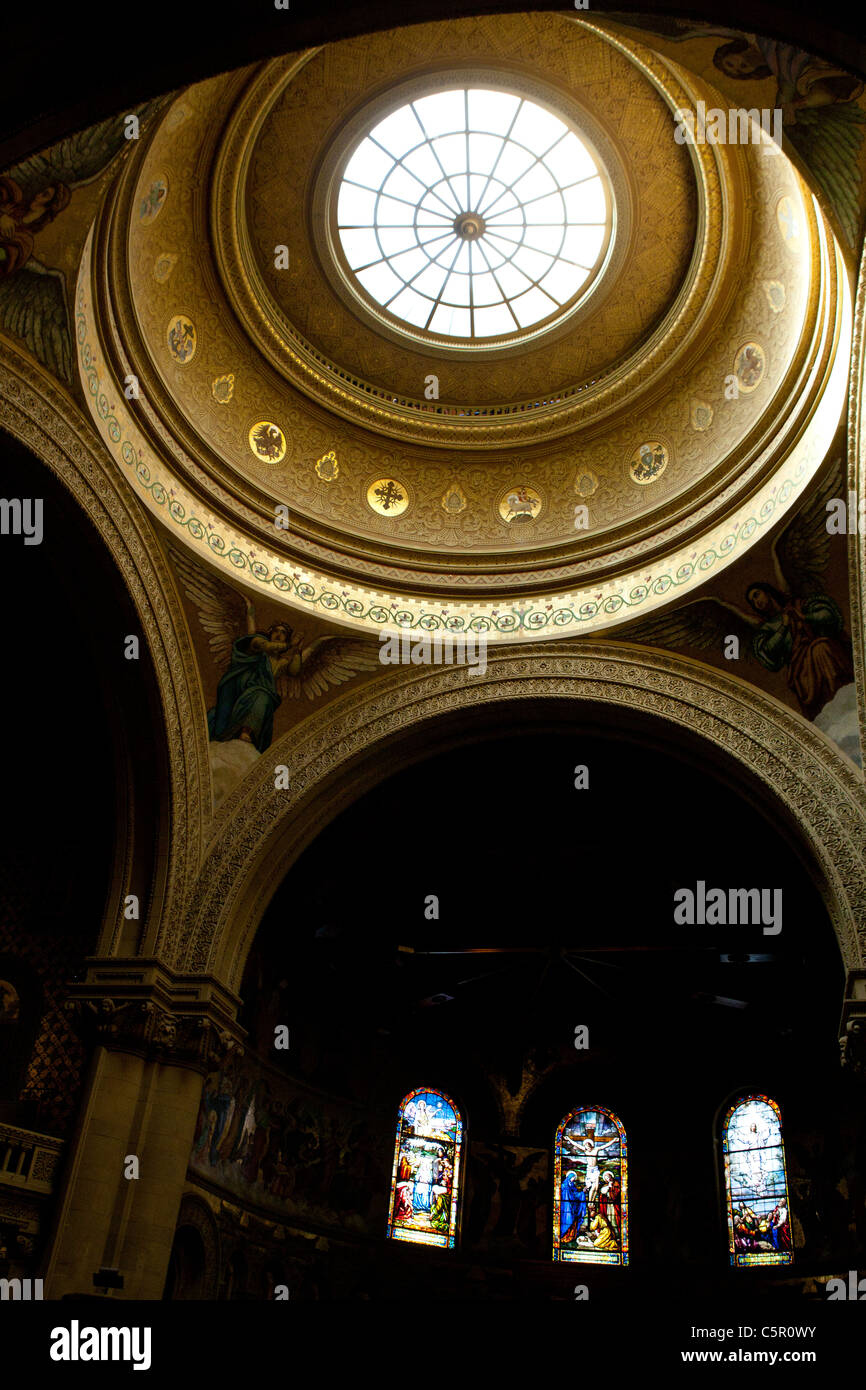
387 286 435 328
428 302 472 336
512 163 557 205
510 101 568 154
539 258 588 304
343 139 395 189
510 285 557 327
370 108 424 158
564 179 605 223
467 89 520 136
473 302 516 335
382 165 427 205
441 270 472 306
337 183 378 226
340 228 384 269
561 225 605 267
412 91 466 138
356 261 404 304
544 131 596 185
335 85 610 340
432 133 470 179
511 245 555 282
470 271 502 307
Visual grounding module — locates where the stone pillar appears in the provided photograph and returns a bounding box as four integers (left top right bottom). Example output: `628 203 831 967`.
44 961 243 1300
840 969 866 1080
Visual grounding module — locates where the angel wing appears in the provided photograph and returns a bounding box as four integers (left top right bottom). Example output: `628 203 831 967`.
168 545 248 670
278 635 379 700
4 99 165 197
785 104 866 249
772 460 842 596
613 596 759 662
0 262 72 383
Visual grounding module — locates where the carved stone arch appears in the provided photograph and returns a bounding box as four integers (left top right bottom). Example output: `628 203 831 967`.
167 1194 221 1299
0 344 210 958
183 643 866 992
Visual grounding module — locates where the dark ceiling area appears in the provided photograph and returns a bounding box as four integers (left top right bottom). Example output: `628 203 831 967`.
246 724 843 1154
2 3 865 169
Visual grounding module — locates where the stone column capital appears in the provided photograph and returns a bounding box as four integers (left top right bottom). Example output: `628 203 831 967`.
839 970 866 1080
64 959 245 1071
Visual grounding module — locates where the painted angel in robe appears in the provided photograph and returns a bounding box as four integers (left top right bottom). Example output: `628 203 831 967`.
170 546 378 753
0 100 162 384
711 37 866 246
616 465 854 722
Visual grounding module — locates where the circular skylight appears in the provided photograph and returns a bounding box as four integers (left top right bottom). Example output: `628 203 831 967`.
334 88 610 343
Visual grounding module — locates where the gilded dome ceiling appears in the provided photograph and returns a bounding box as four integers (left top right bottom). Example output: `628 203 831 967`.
76 12 850 640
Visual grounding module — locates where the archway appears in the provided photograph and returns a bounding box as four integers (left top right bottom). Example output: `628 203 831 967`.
185 643 866 992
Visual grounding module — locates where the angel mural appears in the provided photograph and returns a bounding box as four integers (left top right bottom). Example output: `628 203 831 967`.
170 547 378 754
605 16 866 247
617 467 854 723
0 102 160 383
711 37 866 248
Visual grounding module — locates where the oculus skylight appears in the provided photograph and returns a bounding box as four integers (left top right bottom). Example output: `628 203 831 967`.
335 88 609 342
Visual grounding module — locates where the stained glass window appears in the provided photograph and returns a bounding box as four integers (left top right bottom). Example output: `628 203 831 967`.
723 1094 793 1266
386 1087 464 1248
553 1106 628 1265
336 88 609 342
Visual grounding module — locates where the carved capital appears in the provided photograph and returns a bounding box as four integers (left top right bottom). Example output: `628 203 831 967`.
839 971 866 1080
64 959 244 1072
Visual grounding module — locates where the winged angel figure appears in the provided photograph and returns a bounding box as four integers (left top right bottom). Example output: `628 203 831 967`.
171 547 378 753
616 468 854 722
0 101 160 383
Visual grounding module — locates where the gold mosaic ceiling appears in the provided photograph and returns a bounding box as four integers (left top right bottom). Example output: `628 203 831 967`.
77 12 849 639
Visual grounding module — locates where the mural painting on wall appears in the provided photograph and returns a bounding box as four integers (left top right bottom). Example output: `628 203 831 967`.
169 546 378 805
604 16 866 249
618 463 860 765
190 1057 386 1235
0 103 162 384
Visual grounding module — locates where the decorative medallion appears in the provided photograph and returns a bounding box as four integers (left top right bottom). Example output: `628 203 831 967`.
573 469 599 499
139 176 168 225
776 196 802 254
690 399 714 432
498 485 543 524
734 342 766 394
763 280 786 313
212 373 235 405
315 450 339 482
248 421 286 463
367 478 408 516
629 441 669 484
153 253 177 284
166 315 196 364
441 481 468 515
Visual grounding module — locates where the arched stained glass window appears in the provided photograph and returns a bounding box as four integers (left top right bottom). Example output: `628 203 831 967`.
553 1105 628 1265
723 1094 793 1266
386 1087 464 1248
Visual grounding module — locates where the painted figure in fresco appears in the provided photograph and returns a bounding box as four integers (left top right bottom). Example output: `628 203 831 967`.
746 583 853 721
617 464 855 724
0 179 71 278
712 36 865 247
0 104 160 384
170 546 377 755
